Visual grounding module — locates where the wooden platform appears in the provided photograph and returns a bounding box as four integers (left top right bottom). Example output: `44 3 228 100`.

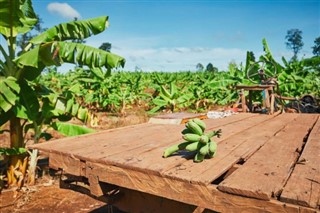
30 113 320 212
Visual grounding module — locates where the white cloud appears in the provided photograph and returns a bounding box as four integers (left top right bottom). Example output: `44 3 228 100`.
80 35 291 72
112 47 247 72
85 35 249 71
47 2 81 20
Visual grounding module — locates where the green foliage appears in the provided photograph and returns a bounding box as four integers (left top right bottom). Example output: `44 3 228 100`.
0 0 125 150
0 148 27 156
149 81 192 113
51 122 96 137
39 38 319 115
312 37 320 56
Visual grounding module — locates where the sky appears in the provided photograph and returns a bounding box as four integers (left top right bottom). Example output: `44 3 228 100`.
29 1 320 71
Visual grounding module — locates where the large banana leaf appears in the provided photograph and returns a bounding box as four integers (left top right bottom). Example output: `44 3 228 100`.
0 0 37 37
302 56 320 67
56 42 125 68
51 122 95 136
19 79 40 121
261 38 284 73
0 77 20 112
29 16 109 44
14 41 125 79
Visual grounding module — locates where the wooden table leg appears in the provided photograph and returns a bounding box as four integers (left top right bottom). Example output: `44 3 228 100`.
270 93 275 114
248 91 253 112
240 89 247 113
265 89 270 108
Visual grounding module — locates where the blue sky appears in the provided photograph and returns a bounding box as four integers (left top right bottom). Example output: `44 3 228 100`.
31 0 320 71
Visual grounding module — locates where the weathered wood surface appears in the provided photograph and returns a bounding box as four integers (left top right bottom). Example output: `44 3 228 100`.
148 112 207 124
163 113 298 185
217 114 318 201
30 113 320 212
280 116 320 209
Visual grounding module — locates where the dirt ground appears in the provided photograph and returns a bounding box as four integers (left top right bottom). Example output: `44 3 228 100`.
1 174 118 213
0 110 149 213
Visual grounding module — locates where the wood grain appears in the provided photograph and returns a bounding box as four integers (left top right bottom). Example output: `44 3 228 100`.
93 113 264 174
30 113 320 211
280 116 320 209
163 113 299 185
217 114 318 201
85 161 307 213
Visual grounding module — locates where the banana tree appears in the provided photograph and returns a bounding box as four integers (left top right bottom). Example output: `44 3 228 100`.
149 81 192 113
0 0 125 187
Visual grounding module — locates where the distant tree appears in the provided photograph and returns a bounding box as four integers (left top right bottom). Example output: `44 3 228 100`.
312 37 320 56
196 63 204 71
205 63 218 72
99 42 112 52
135 66 142 72
285 29 304 61
206 63 214 72
248 51 255 62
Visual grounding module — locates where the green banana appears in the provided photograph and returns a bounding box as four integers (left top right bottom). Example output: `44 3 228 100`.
182 133 201 142
199 135 209 144
208 141 217 158
194 152 205 163
192 118 206 131
199 143 209 155
185 142 204 151
181 128 192 135
163 141 193 158
186 120 203 136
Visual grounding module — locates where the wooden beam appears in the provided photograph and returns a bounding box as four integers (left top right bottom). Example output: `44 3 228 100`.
85 161 307 213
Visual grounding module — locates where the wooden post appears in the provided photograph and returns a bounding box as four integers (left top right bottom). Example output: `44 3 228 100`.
264 89 270 109
248 90 253 112
270 92 275 114
240 89 247 113
88 174 104 197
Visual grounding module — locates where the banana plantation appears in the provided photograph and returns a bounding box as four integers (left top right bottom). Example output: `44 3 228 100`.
36 46 320 116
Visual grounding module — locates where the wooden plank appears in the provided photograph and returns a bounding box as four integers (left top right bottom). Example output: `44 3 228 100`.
217 114 318 201
30 113 257 178
151 112 206 120
149 112 207 125
85 161 305 213
236 85 275 90
75 114 254 163
73 123 184 162
28 123 151 153
280 116 320 209
92 113 261 173
162 113 300 185
49 152 81 176
31 114 255 154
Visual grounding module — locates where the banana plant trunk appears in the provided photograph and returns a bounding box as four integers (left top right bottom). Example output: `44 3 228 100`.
10 117 24 149
8 117 27 188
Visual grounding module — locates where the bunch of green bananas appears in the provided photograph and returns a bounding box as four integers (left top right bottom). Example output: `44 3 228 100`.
163 118 221 163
